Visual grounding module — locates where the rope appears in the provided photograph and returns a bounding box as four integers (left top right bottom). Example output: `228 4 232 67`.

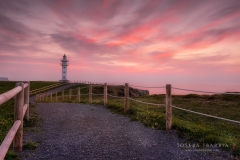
92 94 104 95
172 105 240 124
107 94 124 99
130 85 165 88
128 98 166 107
172 87 240 95
81 94 89 95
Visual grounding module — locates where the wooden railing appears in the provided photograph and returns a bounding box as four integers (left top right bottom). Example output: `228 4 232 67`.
0 82 30 159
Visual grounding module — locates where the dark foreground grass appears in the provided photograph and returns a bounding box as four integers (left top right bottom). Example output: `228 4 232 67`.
40 85 240 158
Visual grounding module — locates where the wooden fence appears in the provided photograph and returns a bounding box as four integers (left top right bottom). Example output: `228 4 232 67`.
36 82 240 129
36 83 173 129
0 82 30 159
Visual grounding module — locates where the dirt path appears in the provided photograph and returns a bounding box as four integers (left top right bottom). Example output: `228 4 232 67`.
19 100 231 159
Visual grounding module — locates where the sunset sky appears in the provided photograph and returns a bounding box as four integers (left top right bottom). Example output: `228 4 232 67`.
0 0 240 94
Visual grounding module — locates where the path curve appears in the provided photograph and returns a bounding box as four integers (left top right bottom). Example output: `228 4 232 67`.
20 102 231 159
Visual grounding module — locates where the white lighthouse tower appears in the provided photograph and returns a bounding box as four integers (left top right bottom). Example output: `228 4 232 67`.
60 54 69 82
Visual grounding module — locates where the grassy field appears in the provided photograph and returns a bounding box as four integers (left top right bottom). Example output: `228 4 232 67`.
0 81 59 159
30 81 60 91
40 84 240 157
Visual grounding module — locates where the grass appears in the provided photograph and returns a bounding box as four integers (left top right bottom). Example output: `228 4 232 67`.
30 81 69 96
38 84 240 158
30 81 60 91
0 81 16 93
23 141 37 150
4 151 19 160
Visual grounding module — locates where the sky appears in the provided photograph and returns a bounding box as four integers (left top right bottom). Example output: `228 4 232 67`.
0 0 240 94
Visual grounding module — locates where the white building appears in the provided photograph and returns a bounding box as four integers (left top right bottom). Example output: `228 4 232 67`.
60 54 69 82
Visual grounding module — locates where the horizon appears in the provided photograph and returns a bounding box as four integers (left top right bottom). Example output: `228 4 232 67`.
0 0 240 95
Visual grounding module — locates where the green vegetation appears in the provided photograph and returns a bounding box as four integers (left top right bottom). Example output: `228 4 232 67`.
39 84 240 157
4 151 19 160
30 81 60 91
0 81 16 93
23 141 37 150
30 81 68 95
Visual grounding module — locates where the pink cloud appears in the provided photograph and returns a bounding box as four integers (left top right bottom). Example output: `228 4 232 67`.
0 0 240 93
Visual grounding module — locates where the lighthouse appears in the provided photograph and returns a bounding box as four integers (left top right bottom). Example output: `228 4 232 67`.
60 54 69 82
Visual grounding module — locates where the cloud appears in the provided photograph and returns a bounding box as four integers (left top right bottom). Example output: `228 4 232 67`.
0 0 239 87
0 13 33 39
209 2 240 21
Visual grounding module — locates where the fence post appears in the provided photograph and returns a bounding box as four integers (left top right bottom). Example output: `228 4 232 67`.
89 84 92 104
24 81 30 121
50 93 52 102
124 83 129 112
69 89 72 101
62 90 64 101
56 91 57 102
14 82 24 151
104 83 107 106
166 84 172 130
78 87 80 102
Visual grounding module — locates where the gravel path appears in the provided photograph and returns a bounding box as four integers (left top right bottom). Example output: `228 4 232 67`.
19 99 232 159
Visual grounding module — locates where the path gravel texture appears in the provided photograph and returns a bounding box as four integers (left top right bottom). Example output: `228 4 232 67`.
19 98 232 159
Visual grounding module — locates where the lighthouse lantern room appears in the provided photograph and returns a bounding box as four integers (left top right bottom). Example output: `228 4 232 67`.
60 54 69 82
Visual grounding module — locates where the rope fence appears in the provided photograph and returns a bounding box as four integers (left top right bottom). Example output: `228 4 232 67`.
172 105 240 124
36 83 240 129
128 97 166 107
107 94 124 99
172 87 240 95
